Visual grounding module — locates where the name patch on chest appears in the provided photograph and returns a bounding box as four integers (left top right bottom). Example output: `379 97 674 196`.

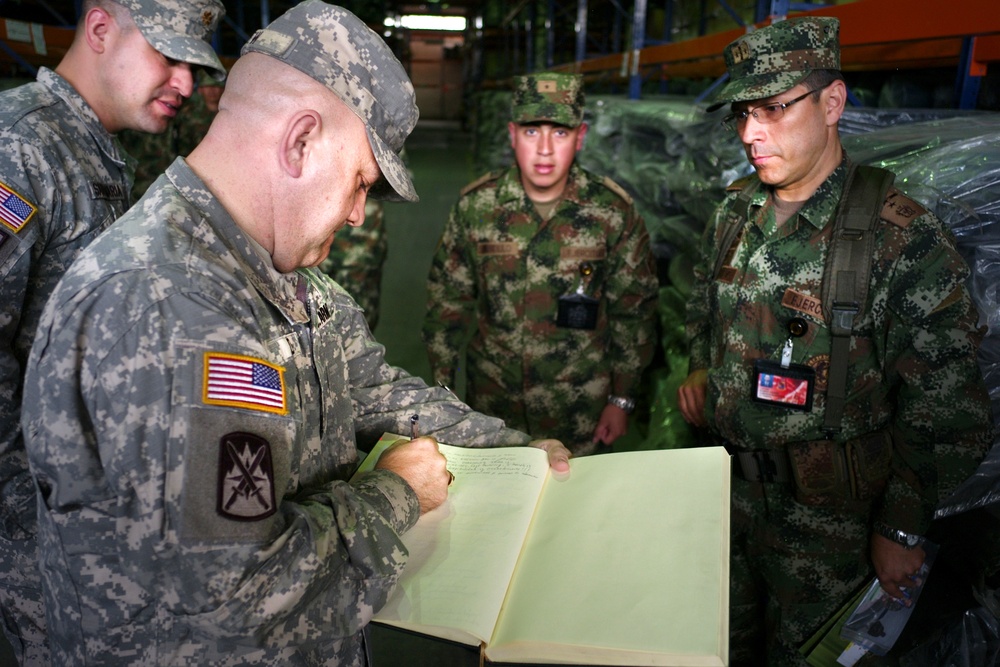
781 288 823 320
560 246 606 261
478 241 519 256
90 181 127 201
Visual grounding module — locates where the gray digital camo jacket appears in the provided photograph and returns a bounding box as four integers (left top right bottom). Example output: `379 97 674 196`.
22 158 529 666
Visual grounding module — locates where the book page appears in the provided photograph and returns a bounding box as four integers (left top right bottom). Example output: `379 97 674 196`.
487 447 730 666
366 439 551 646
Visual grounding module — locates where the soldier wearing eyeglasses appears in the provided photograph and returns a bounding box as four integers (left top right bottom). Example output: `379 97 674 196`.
678 17 992 665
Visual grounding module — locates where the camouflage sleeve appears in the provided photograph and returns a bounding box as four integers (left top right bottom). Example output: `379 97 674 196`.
877 213 994 534
24 285 421 642
334 283 532 448
422 200 479 389
685 199 729 371
0 140 54 533
603 203 659 397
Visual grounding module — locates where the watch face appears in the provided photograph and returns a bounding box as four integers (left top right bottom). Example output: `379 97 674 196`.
905 534 920 547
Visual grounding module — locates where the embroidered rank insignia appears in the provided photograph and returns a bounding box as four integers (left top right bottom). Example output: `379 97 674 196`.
217 432 276 521
203 352 287 414
0 181 36 233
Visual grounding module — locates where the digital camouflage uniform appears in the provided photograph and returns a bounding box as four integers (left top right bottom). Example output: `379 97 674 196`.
0 65 135 665
22 158 530 666
424 162 658 455
0 2 223 661
691 18 993 665
320 200 387 330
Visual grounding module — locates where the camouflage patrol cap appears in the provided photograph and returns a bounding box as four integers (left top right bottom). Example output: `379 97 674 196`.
115 0 226 81
706 16 840 111
241 1 419 203
511 73 585 127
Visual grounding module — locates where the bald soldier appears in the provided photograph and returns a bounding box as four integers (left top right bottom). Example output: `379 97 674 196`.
0 0 224 662
21 3 569 665
424 73 658 456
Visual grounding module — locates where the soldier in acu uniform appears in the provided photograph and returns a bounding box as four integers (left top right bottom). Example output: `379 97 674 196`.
423 73 658 456
21 3 570 665
677 17 993 665
0 0 224 662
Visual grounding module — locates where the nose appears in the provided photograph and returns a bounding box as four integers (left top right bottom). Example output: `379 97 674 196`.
172 63 194 98
538 130 554 155
346 191 368 227
738 113 765 144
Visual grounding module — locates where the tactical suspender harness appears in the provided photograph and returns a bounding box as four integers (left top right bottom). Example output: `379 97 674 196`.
715 163 895 437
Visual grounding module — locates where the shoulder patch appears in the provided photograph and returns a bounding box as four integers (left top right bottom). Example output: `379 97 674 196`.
0 180 37 233
460 170 503 197
726 174 756 192
217 432 277 521
880 187 926 228
203 352 287 414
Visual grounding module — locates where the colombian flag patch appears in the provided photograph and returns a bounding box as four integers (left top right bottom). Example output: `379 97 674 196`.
203 352 287 415
0 181 36 233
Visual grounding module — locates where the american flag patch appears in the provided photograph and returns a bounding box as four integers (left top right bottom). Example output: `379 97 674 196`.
0 181 36 233
203 353 287 414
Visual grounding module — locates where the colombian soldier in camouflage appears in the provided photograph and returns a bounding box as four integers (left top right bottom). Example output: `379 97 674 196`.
319 199 387 330
0 0 224 662
21 3 570 665
678 17 993 664
424 73 658 456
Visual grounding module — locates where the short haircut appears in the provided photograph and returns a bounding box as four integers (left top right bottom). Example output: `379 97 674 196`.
801 69 845 98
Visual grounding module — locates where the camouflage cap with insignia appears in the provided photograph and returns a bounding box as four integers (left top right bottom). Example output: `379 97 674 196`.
115 0 227 81
511 72 585 127
706 16 840 111
241 1 419 203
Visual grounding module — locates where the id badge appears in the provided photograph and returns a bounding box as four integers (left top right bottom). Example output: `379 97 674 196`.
752 359 815 411
557 293 599 330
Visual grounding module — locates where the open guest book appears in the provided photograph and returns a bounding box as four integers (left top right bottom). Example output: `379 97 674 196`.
355 435 731 666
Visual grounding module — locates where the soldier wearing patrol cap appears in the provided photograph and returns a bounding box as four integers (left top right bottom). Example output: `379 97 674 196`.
20 2 570 665
0 0 224 662
424 72 658 456
678 16 993 664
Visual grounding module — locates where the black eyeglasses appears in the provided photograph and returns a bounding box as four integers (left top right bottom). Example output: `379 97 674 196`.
721 88 819 133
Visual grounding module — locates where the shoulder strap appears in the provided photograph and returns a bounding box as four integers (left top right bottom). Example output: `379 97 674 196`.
821 163 895 435
711 177 761 280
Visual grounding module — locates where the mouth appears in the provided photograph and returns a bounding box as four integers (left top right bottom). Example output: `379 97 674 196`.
534 163 555 175
156 98 182 118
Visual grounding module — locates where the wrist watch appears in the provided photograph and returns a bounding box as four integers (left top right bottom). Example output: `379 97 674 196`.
607 395 636 414
874 521 921 549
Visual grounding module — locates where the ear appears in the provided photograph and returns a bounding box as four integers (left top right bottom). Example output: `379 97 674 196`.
574 122 589 151
279 110 321 179
823 80 847 126
82 6 114 55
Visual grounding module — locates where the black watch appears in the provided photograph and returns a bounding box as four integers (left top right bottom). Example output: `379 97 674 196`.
607 395 636 414
874 522 921 549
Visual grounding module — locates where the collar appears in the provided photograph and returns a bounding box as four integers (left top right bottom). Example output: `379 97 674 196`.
165 158 309 324
496 162 591 208
749 156 851 231
37 67 125 168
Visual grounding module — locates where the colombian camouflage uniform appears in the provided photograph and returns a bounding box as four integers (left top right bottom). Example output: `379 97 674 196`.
0 66 136 665
21 158 531 666
423 162 658 455
320 200 387 330
686 159 993 663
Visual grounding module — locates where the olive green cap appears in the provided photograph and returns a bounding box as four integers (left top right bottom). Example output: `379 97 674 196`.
707 16 840 111
511 72 584 127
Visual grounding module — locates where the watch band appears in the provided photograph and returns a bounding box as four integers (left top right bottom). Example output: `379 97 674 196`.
607 395 636 414
873 521 921 549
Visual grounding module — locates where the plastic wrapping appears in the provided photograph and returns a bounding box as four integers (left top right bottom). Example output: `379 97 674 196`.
900 606 1000 667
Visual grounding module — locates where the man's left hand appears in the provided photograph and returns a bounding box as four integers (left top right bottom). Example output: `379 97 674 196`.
870 533 926 603
530 439 572 477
